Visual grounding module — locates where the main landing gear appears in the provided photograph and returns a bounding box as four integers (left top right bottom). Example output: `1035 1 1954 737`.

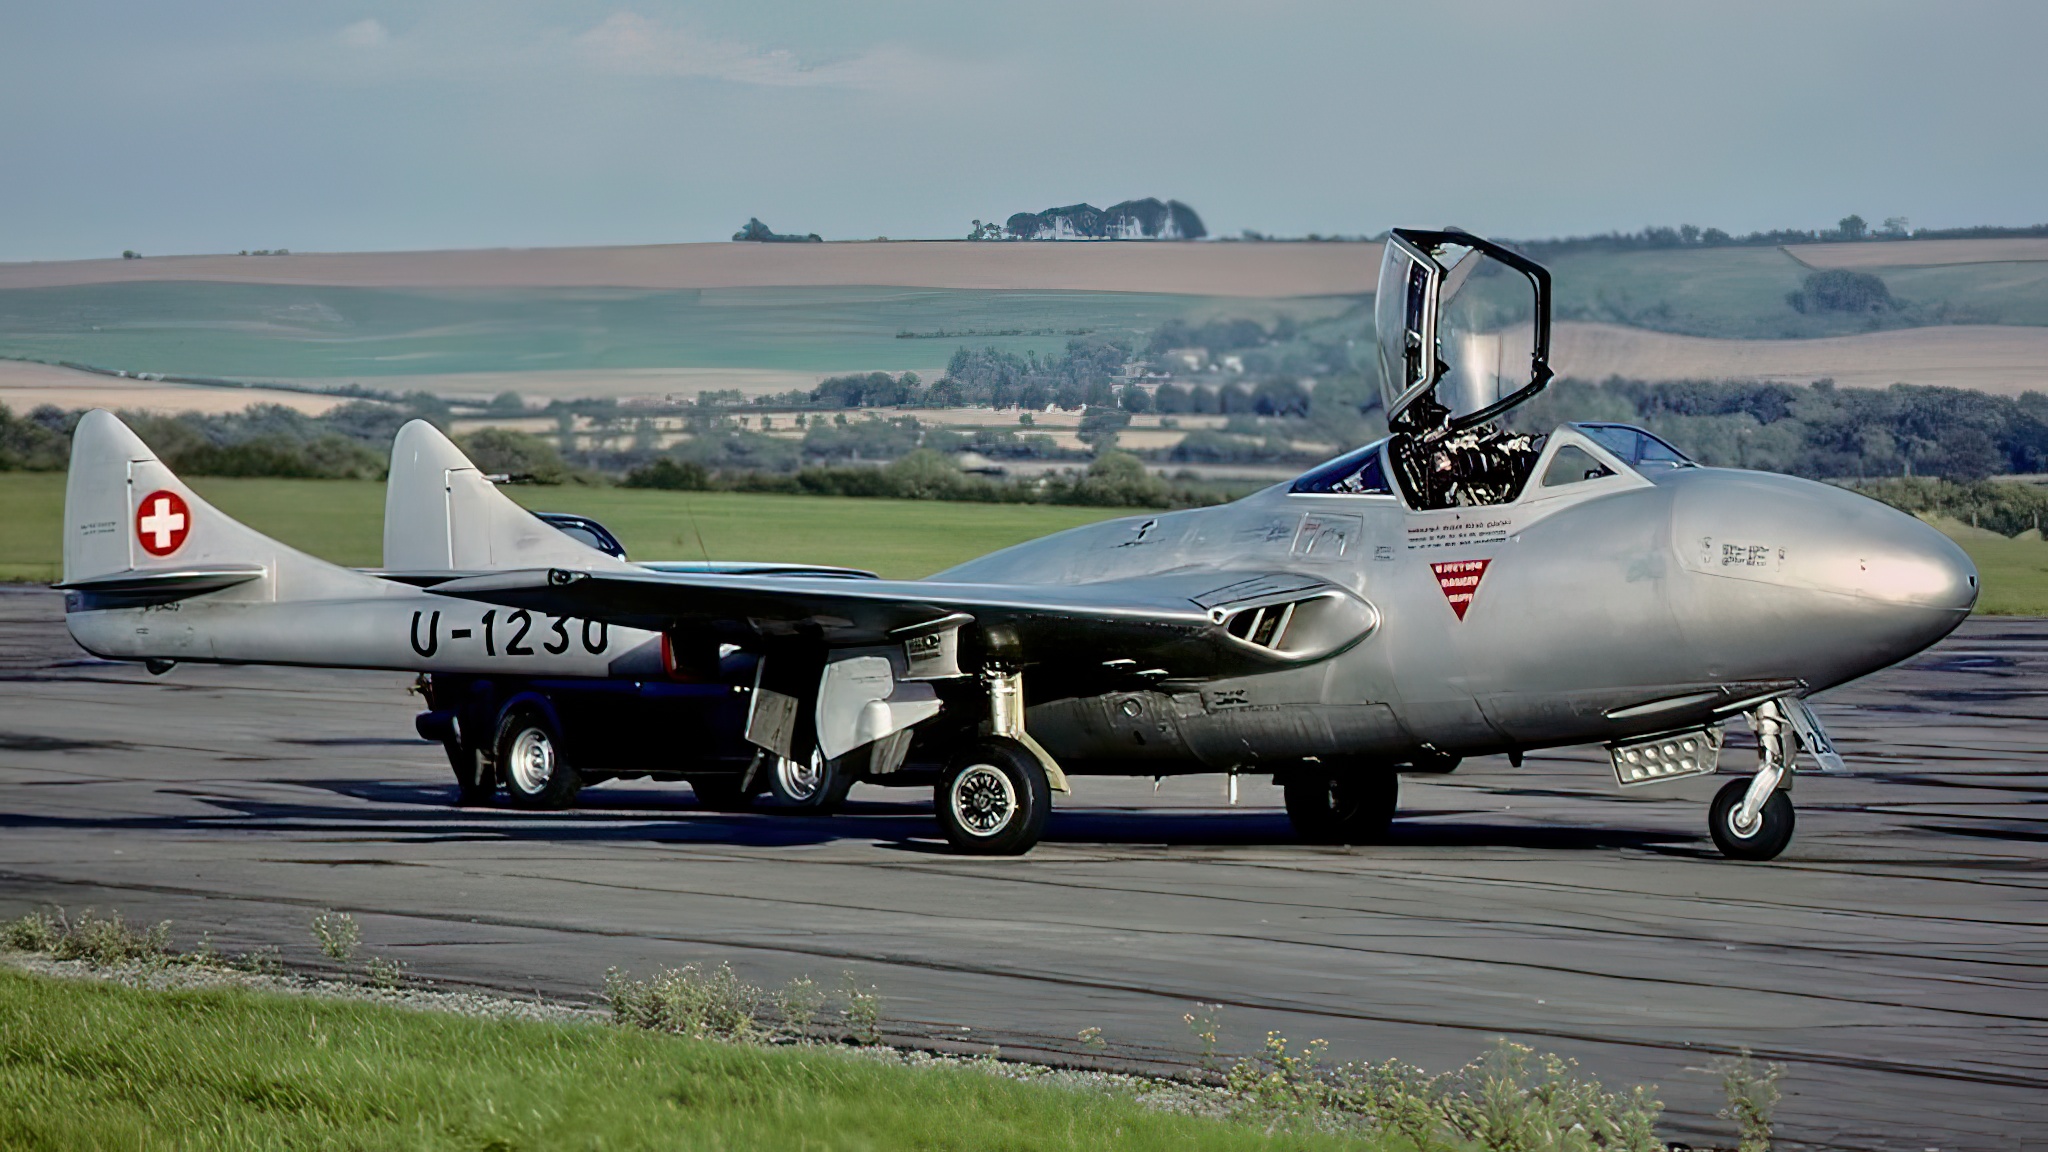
928 664 1066 855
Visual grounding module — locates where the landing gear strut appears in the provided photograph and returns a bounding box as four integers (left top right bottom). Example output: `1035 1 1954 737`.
1710 700 1798 861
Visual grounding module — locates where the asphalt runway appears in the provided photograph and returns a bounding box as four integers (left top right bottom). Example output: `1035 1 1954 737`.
0 586 2041 1149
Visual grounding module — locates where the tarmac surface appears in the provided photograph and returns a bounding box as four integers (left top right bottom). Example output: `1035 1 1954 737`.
0 585 2041 1149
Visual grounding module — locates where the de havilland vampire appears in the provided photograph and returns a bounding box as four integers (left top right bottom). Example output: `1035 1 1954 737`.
57 229 1978 858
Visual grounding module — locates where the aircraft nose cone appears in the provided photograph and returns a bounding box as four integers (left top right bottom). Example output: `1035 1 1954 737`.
1797 489 1979 614
1671 470 1976 687
1856 518 1979 613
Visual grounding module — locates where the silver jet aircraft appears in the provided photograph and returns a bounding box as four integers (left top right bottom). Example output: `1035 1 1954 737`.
58 228 1978 859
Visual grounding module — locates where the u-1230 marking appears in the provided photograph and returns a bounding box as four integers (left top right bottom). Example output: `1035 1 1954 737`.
409 610 607 659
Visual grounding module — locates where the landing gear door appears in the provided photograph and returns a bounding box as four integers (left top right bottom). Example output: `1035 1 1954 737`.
1375 229 1554 433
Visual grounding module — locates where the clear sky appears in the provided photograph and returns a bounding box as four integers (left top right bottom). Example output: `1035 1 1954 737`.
3 1 2042 261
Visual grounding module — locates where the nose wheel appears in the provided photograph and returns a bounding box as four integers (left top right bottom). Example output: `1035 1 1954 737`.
1709 778 1795 860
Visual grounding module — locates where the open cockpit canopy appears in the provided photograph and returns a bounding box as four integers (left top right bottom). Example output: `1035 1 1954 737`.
1376 229 1553 434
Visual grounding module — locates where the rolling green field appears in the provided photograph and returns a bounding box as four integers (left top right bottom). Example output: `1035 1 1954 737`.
5 247 2046 390
0 283 1348 381
4 472 2044 611
0 472 1130 582
0 969 1366 1152
1545 245 2048 339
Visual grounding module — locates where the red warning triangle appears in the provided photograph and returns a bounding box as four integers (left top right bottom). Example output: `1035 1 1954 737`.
1430 558 1491 620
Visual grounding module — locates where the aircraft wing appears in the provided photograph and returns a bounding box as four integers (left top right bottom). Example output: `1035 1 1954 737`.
428 566 1377 679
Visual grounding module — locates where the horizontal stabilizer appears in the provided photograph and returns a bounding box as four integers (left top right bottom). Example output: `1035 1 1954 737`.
56 564 266 608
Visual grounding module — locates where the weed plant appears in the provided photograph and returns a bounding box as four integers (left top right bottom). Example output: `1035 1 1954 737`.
365 955 410 990
776 974 824 1038
1220 1032 1664 1152
310 910 361 963
1710 1049 1784 1152
604 963 765 1042
840 971 883 1045
1 909 173 967
1 910 62 953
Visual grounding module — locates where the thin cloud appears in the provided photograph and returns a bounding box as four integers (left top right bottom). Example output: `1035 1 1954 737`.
571 11 922 90
336 19 389 50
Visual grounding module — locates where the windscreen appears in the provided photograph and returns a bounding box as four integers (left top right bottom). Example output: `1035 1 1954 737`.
1434 247 1540 424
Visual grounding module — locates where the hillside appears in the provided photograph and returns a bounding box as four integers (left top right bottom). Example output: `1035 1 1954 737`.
6 236 2048 419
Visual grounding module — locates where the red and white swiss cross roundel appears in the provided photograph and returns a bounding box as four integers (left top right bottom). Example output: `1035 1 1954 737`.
136 490 191 557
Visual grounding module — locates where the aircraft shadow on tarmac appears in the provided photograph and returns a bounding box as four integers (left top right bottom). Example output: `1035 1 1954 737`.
0 776 1703 856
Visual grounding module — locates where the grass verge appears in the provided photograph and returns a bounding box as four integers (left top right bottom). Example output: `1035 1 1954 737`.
0 965 1366 1152
1 907 1727 1151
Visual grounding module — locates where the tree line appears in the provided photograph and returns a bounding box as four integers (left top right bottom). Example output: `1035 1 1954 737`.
1516 376 2048 483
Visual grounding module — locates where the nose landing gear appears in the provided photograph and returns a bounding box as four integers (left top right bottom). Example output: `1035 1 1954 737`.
1709 698 1819 861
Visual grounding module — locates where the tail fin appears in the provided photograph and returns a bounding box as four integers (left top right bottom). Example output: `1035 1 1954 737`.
60 409 374 604
383 420 628 573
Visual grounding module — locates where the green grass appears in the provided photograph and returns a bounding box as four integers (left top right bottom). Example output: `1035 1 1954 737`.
0 968 1367 1152
9 471 2047 610
1539 245 2048 339
0 283 1350 381
5 248 2046 387
0 472 1129 580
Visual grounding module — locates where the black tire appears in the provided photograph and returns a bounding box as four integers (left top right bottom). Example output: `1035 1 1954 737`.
935 739 1051 855
495 707 581 810
1709 778 1795 861
690 776 755 811
1284 771 1397 845
767 748 855 813
444 738 494 806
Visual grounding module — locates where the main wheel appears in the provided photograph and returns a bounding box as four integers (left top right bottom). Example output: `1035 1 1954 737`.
935 739 1051 855
1284 771 1397 845
768 748 855 813
496 707 581 810
1709 778 1795 861
444 738 494 806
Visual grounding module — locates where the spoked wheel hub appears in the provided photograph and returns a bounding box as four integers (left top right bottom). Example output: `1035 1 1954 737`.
935 740 1050 855
950 763 1018 837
